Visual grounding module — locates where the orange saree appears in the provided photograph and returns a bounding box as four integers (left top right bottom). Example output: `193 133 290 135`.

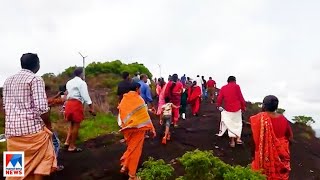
118 91 154 177
250 112 291 180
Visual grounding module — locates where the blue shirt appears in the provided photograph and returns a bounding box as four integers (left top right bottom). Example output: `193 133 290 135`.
138 80 153 103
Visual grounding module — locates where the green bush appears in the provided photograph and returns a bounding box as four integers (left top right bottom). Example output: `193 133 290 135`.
292 116 315 126
223 166 265 180
178 150 217 180
137 157 174 180
178 150 265 180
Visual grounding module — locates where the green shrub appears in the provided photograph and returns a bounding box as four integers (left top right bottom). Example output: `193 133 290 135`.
137 157 174 180
292 116 315 126
178 150 265 180
223 166 265 180
179 150 216 180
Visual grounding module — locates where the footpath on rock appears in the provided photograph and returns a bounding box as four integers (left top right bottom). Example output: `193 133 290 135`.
43 100 320 180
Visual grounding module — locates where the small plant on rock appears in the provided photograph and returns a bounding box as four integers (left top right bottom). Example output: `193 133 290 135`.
137 157 174 180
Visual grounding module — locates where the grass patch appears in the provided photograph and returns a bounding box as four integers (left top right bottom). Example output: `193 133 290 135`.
79 113 119 141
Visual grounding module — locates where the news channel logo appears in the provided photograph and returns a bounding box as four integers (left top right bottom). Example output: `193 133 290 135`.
3 151 24 177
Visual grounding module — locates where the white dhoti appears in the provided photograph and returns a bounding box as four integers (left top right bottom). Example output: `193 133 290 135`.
216 110 243 138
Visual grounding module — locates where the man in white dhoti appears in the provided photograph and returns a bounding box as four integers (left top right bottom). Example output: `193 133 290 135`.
216 76 246 147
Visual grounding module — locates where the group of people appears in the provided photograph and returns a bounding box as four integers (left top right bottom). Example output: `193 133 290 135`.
2 53 96 179
1 53 293 180
118 72 293 179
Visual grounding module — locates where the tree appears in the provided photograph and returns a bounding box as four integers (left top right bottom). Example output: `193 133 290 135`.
292 116 315 125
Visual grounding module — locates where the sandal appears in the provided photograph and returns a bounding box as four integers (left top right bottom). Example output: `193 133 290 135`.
67 147 83 153
162 137 167 145
120 166 127 174
57 165 64 171
167 134 171 141
236 140 243 145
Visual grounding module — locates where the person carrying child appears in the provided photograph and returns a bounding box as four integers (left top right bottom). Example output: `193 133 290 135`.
160 97 180 144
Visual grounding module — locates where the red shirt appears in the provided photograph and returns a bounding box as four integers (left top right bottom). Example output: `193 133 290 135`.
216 82 246 112
207 79 216 88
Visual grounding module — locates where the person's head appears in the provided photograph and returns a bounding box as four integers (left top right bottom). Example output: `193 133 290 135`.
197 75 200 77
122 72 130 80
130 82 141 93
227 76 236 83
183 74 186 76
192 81 197 86
140 74 148 83
158 78 162 83
187 77 190 81
172 74 178 82
20 53 40 73
262 95 279 112
168 75 172 81
209 77 212 80
202 76 204 79
74 67 84 79
165 97 170 104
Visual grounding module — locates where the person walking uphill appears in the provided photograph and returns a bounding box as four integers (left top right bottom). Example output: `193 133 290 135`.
118 82 156 180
64 67 96 152
138 74 156 113
188 81 202 116
250 95 293 180
216 76 246 148
3 53 57 180
117 71 132 103
165 74 183 127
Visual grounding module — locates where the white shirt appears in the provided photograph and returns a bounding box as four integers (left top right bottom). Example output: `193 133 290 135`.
146 79 151 86
196 77 203 94
162 103 173 116
66 76 92 105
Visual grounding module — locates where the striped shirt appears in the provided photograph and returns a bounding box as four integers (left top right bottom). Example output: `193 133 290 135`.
3 69 49 137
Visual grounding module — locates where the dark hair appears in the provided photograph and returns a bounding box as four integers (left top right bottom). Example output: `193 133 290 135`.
192 81 197 86
140 74 147 80
209 77 212 79
122 72 129 79
169 74 179 96
172 74 178 82
74 67 83 77
165 97 170 103
197 75 200 77
20 53 39 71
262 95 279 112
130 82 141 91
227 76 236 83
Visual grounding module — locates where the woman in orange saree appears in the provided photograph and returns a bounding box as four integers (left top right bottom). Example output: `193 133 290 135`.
250 95 293 180
118 82 156 180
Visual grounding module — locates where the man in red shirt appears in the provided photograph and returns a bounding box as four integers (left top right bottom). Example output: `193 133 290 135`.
216 76 246 147
206 77 216 103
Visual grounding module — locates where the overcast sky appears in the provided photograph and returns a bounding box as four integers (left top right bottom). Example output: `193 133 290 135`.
1 0 319 129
